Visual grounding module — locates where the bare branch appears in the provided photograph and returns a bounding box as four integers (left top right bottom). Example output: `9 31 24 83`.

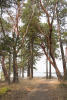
16 10 35 53
40 0 51 26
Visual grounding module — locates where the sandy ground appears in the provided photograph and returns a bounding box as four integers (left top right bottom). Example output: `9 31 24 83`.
0 78 67 100
27 79 67 100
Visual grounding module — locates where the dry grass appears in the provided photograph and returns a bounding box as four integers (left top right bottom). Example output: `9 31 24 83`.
9 78 44 91
0 78 67 100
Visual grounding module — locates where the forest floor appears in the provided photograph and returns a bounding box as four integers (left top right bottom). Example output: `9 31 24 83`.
0 78 67 100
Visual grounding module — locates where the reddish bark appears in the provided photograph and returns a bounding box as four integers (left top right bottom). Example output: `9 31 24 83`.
41 44 62 80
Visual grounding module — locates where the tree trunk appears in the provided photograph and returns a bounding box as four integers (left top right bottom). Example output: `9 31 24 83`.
27 60 30 77
46 57 48 79
56 2 66 77
13 47 18 83
60 39 66 75
63 69 67 80
50 52 63 80
49 23 62 80
27 43 31 78
30 38 34 79
49 61 51 79
46 48 48 79
41 45 62 80
1 56 9 82
49 52 51 79
48 24 52 79
57 15 66 76
22 67 24 78
9 53 11 83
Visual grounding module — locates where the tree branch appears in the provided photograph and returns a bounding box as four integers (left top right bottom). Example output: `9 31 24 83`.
40 0 50 26
40 43 55 67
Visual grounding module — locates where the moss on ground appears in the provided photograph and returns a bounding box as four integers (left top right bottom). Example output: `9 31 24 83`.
0 87 10 96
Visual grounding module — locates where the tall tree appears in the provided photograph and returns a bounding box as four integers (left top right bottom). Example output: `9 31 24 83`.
39 0 62 80
56 0 67 77
21 0 41 78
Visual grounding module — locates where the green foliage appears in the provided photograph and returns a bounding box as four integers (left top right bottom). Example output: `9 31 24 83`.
0 35 13 53
0 0 22 8
0 0 12 8
22 0 40 24
19 0 42 70
0 33 22 56
0 18 11 33
63 32 67 37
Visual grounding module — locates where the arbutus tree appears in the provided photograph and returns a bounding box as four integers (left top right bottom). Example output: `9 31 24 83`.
39 0 63 80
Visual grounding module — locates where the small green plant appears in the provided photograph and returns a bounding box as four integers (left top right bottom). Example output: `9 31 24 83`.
59 83 67 88
0 87 10 96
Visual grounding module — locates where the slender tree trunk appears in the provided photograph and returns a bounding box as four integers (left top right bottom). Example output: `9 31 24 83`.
57 16 66 75
1 56 9 82
49 55 51 79
48 24 52 79
30 38 34 79
49 62 51 79
9 53 11 83
46 48 48 79
56 2 66 77
60 39 66 74
63 69 67 80
13 47 18 83
22 67 24 78
27 43 31 78
19 68 22 77
46 57 48 79
27 60 30 77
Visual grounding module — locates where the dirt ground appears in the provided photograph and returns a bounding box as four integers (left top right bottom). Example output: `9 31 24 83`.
0 78 67 100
